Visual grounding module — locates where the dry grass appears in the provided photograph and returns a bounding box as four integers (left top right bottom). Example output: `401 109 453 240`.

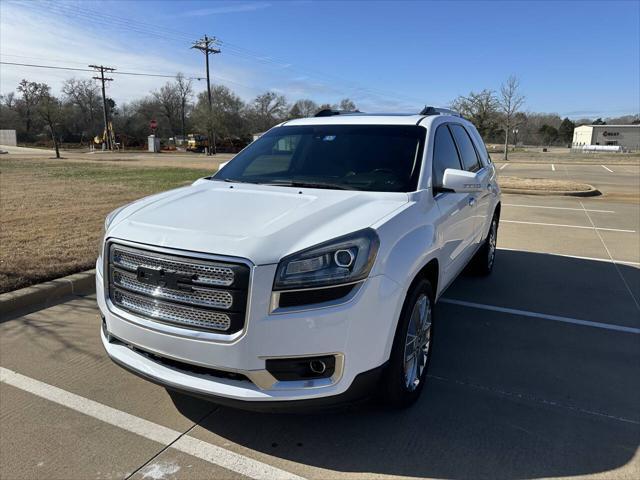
0 157 212 293
499 176 592 192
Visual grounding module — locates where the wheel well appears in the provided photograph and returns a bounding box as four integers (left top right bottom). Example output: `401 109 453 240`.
414 259 439 298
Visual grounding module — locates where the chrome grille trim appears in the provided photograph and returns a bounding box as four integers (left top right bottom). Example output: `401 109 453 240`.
112 269 234 309
112 288 231 331
105 241 251 335
111 246 235 287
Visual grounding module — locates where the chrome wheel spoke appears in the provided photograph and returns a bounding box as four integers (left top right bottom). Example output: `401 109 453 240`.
403 293 432 391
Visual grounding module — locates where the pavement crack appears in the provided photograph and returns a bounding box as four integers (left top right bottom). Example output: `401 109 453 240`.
123 406 218 480
428 374 639 426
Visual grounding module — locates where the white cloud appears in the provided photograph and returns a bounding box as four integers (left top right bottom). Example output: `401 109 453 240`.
0 1 258 104
0 1 419 112
182 2 271 17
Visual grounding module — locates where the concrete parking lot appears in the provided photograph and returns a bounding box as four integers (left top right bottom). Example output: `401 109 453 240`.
1 164 638 480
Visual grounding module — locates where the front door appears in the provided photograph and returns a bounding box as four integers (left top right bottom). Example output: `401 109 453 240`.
431 124 477 288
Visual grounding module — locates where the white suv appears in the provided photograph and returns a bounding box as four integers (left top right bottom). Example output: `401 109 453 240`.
97 108 501 409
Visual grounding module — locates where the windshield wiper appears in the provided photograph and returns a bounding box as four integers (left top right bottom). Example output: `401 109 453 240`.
222 178 260 184
261 180 353 191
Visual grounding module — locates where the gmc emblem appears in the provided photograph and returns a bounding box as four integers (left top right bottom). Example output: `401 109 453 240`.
136 266 195 292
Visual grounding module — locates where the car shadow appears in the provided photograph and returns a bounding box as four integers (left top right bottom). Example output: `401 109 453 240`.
169 250 640 479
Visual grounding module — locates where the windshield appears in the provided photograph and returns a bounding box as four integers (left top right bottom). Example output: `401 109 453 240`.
213 125 425 192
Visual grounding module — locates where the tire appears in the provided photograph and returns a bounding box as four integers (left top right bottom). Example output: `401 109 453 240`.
472 214 498 275
381 278 435 408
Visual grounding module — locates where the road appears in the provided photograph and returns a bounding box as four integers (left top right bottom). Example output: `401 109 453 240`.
1 164 639 480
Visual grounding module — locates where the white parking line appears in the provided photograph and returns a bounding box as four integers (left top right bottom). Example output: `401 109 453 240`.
499 163 508 170
551 164 555 171
0 368 305 480
601 165 613 172
503 203 615 213
440 299 640 334
501 220 636 233
497 247 640 266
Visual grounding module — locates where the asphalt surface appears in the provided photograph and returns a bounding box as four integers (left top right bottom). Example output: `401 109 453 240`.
497 162 640 202
1 163 639 480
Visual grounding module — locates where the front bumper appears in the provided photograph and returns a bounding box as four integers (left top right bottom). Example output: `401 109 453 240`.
97 262 403 404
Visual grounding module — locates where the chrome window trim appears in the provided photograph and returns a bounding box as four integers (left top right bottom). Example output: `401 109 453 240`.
104 237 254 343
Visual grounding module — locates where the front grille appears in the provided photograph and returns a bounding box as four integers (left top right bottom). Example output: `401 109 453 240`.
107 243 250 333
113 269 234 309
112 247 235 286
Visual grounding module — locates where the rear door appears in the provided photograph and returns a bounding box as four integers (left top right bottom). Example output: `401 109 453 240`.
432 124 477 288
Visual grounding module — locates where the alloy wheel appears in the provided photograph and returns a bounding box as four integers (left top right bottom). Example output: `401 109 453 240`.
403 294 432 391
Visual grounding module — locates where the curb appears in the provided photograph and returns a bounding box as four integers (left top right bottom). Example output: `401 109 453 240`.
501 185 601 197
0 269 96 319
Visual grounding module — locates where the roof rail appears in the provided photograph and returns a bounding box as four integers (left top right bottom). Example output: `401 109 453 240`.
314 109 362 117
419 106 461 117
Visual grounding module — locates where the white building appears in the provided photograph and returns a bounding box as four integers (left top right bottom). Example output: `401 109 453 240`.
572 125 640 151
0 129 17 146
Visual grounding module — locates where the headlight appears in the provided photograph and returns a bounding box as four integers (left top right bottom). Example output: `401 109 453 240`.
274 229 379 290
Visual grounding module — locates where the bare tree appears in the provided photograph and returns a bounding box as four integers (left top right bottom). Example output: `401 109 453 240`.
250 91 287 132
337 98 357 111
175 73 193 138
499 75 525 160
152 82 181 136
192 86 247 141
2 92 16 109
36 85 62 158
16 79 47 134
289 99 318 118
450 89 500 140
62 78 101 141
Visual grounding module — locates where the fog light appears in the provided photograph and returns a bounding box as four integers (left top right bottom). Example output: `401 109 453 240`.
266 355 336 381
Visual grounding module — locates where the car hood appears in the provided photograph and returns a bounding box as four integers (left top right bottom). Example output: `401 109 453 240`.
108 179 408 265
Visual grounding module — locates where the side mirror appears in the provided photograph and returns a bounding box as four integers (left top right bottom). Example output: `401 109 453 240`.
217 161 229 171
441 168 484 193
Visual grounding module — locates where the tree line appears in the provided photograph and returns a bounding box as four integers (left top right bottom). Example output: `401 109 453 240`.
0 75 358 153
1 74 637 156
450 76 639 157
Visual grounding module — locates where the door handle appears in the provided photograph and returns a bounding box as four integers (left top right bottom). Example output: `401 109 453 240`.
469 197 476 207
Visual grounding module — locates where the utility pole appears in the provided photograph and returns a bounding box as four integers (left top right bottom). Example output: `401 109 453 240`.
89 65 115 150
191 35 220 155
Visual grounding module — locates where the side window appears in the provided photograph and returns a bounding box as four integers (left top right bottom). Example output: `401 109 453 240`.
468 126 492 165
450 124 481 172
432 125 462 189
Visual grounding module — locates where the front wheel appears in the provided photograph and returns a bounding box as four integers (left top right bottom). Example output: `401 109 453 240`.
381 278 434 408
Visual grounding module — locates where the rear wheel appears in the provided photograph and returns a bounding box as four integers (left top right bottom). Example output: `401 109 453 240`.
381 278 434 408
472 214 498 275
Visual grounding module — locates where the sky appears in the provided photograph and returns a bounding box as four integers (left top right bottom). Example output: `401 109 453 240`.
1 0 638 118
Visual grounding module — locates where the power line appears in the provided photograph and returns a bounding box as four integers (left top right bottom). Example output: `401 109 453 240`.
0 61 203 80
0 60 266 93
38 0 424 106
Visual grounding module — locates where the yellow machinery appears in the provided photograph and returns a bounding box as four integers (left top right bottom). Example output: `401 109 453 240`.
93 122 118 150
186 134 209 153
